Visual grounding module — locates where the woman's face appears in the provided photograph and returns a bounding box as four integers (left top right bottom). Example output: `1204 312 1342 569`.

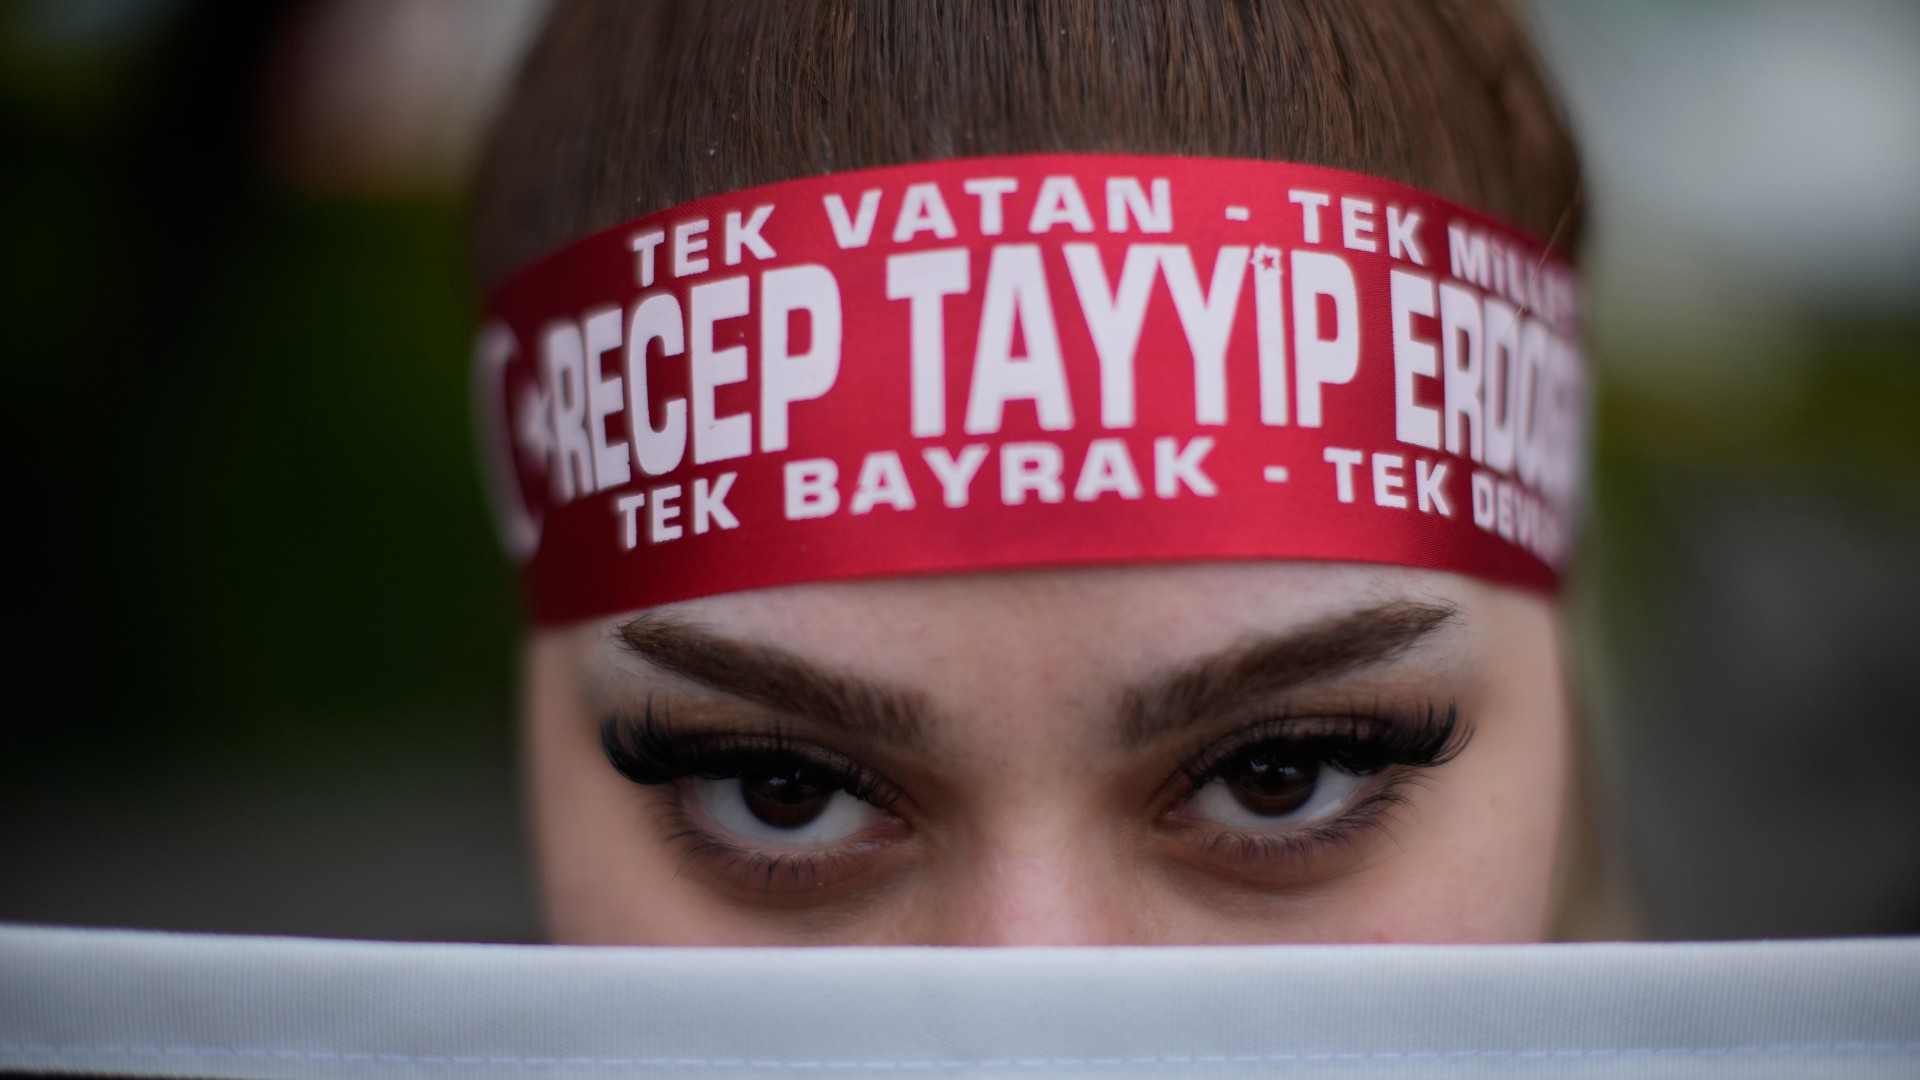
523 561 1572 945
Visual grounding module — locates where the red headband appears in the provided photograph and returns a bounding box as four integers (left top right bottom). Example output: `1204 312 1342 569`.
475 154 1586 626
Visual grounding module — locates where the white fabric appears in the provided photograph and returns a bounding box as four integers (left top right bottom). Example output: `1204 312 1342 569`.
1 924 1916 1079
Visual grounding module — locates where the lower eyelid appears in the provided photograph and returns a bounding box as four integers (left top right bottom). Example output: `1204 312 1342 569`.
676 831 873 895
654 783 908 895
1166 776 1418 877
691 835 901 898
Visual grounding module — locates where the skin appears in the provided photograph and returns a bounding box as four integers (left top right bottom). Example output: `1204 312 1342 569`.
523 560 1572 945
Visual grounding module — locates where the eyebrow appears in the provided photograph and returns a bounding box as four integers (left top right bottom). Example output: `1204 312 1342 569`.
614 613 934 750
615 599 1457 755
1117 600 1461 748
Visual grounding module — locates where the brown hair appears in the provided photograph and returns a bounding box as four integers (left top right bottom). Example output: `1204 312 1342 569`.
472 0 1582 288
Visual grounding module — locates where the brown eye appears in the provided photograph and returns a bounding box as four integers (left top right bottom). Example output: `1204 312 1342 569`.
1224 751 1320 816
1183 743 1363 829
739 764 836 829
691 758 888 846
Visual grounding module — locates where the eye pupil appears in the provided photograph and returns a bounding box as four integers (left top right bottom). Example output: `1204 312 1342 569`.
740 764 835 829
1227 751 1319 817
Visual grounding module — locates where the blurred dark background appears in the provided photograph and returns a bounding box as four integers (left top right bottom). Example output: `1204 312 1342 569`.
1 0 1915 942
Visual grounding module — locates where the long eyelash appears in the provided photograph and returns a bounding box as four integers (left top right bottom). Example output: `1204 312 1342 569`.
1173 700 1469 798
598 699 900 808
1164 702 1469 875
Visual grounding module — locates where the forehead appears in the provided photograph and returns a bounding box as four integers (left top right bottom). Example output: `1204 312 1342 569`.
590 561 1502 691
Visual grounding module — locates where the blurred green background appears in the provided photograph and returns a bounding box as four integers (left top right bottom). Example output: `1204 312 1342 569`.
1 0 1915 941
